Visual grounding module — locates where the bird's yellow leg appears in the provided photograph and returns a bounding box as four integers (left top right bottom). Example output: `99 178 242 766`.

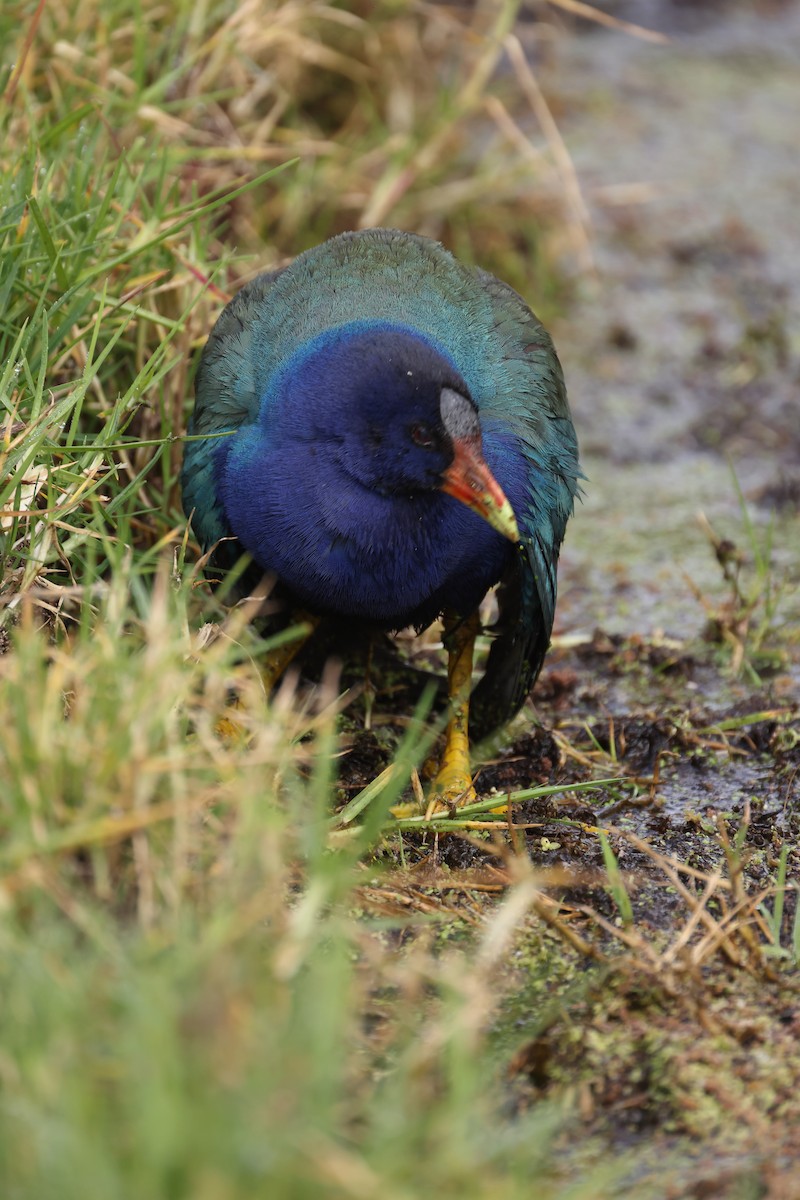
428 608 480 810
215 612 319 744
258 612 320 691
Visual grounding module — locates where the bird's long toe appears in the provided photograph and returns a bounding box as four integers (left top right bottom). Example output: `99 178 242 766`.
426 762 477 815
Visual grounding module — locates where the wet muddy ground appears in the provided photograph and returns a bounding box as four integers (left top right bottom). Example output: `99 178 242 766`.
548 0 800 652
519 0 800 881
335 4 800 1195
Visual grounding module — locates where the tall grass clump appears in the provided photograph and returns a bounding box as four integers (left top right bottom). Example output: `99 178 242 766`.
2 0 573 614
2 566 581 1199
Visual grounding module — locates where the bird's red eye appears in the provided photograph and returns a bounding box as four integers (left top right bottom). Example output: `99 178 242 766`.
410 423 435 448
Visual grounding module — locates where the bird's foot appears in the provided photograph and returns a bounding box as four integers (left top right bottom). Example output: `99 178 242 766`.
215 616 318 742
391 608 480 820
258 610 321 691
425 770 478 817
215 710 249 745
390 774 477 820
391 706 478 820
426 608 479 814
390 765 478 818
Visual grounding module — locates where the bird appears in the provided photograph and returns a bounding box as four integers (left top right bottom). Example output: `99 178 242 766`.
182 228 580 809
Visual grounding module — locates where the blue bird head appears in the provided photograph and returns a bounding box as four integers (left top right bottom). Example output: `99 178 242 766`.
211 320 519 626
257 321 519 540
271 323 461 485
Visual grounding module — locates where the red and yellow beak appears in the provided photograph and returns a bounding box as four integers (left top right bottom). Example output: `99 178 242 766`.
441 437 519 543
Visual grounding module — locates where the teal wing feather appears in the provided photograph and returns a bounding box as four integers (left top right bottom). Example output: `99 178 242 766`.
467 269 580 740
182 269 283 555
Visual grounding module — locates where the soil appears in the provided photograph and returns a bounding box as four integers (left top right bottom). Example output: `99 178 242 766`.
334 4 800 1195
